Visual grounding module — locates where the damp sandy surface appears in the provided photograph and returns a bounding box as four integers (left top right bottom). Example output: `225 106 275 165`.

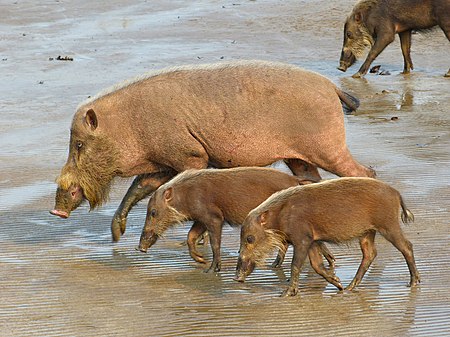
1 0 449 336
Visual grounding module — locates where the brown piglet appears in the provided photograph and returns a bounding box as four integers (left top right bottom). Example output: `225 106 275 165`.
138 167 336 277
235 177 421 297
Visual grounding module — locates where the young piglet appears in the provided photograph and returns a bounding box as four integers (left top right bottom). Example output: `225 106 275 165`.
235 177 421 297
138 167 336 276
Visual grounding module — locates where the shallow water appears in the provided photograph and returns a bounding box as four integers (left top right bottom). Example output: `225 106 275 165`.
1 0 449 336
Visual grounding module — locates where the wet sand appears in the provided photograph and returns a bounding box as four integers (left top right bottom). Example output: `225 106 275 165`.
1 0 449 336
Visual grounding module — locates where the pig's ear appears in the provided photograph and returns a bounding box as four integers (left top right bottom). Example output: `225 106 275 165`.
354 12 363 23
164 187 173 202
85 109 98 131
257 211 268 226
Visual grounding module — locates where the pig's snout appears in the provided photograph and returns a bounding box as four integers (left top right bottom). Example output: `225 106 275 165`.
138 229 159 253
50 185 84 218
338 49 356 72
234 257 255 282
49 209 69 219
337 63 348 72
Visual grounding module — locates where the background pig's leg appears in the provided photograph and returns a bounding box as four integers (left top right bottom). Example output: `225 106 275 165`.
187 221 207 264
346 230 377 291
285 159 322 183
111 171 176 242
308 242 343 290
353 31 395 78
399 30 414 74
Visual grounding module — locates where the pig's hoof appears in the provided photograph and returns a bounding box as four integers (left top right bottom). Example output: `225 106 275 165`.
190 251 206 264
204 263 221 273
345 282 357 291
352 72 363 79
444 71 450 78
111 216 127 242
408 276 421 287
281 287 298 297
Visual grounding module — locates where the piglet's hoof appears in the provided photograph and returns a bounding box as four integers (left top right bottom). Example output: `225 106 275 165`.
281 286 298 297
352 72 363 79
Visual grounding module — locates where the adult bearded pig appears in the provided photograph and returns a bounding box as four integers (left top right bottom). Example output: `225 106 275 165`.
50 60 375 241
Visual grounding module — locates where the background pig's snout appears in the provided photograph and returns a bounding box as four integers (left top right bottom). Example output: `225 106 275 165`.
338 50 356 71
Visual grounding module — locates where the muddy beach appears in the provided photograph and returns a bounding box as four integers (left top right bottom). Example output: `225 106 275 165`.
1 0 449 336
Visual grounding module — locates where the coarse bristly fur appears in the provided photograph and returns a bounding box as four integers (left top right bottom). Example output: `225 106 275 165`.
56 136 120 209
345 0 378 57
152 204 189 237
248 229 287 266
77 60 322 109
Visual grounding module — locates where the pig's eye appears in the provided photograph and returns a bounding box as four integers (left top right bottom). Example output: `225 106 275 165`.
150 209 157 217
346 31 353 39
246 235 255 244
76 141 83 150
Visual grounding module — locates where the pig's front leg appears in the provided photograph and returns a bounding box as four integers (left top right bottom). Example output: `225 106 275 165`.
281 242 309 297
111 171 175 242
353 30 395 78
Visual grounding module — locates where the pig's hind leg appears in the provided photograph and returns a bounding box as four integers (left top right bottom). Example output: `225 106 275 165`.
317 147 376 178
346 230 377 291
187 221 207 264
285 159 322 183
379 226 421 287
308 242 343 290
399 31 414 74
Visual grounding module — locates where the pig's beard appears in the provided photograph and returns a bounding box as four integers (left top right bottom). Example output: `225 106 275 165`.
347 26 374 59
57 137 120 210
246 229 287 267
152 206 189 237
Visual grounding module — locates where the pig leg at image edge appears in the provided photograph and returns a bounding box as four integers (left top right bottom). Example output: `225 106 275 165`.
111 172 175 242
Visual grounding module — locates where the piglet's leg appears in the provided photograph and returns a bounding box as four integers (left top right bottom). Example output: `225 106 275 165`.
316 242 335 269
380 228 421 287
271 241 289 268
187 221 207 264
281 242 310 297
308 242 343 290
111 171 175 242
346 230 377 291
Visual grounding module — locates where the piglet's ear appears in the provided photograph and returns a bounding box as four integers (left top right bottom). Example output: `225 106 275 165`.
164 187 173 202
85 109 98 131
354 12 363 23
258 211 268 226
